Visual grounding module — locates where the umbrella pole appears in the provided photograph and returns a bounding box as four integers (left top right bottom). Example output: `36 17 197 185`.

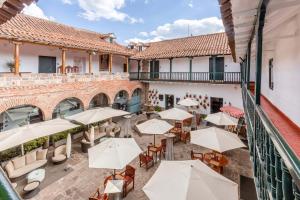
154 135 156 146
113 169 116 180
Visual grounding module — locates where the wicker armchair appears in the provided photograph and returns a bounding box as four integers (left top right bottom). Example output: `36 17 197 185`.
89 189 108 200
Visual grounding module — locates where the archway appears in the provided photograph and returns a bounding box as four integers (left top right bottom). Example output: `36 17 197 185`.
128 88 143 113
113 90 129 110
52 97 83 118
89 93 110 108
0 105 44 132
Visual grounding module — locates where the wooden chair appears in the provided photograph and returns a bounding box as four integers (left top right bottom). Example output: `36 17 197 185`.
183 118 192 126
116 165 135 197
191 150 203 161
180 131 190 143
139 152 154 170
148 145 163 161
204 152 229 174
89 188 108 200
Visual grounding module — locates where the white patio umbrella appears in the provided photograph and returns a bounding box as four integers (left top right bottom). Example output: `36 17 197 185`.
205 112 238 126
90 126 95 146
66 133 72 158
136 119 173 145
177 98 198 107
158 108 193 121
66 107 129 125
143 160 238 200
88 138 142 176
0 118 79 152
190 127 246 153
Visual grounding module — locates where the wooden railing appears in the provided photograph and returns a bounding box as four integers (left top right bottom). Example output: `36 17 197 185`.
129 72 241 84
242 86 300 200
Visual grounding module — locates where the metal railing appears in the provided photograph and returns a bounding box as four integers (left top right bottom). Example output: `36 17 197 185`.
129 72 241 84
242 85 300 200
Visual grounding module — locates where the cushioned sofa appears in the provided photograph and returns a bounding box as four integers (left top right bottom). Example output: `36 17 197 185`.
5 149 48 179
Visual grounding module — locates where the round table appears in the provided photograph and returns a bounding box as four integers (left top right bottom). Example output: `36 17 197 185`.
164 133 176 160
27 169 45 183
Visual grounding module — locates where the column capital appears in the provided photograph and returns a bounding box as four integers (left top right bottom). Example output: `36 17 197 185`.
11 41 22 45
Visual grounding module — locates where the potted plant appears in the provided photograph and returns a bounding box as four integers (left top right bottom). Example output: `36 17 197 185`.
51 131 69 147
6 60 15 73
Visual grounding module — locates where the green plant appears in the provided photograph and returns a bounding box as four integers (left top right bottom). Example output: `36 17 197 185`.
154 106 161 112
24 136 48 153
6 60 15 72
200 114 207 119
51 131 68 142
0 147 21 162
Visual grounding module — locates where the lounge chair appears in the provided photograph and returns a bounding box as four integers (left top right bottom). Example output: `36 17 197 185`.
52 145 67 164
139 152 154 170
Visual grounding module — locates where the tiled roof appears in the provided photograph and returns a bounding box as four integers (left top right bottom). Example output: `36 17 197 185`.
132 32 231 59
0 14 133 56
0 0 35 24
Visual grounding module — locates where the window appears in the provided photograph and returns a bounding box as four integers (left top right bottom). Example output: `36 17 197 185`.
269 58 274 90
123 63 127 72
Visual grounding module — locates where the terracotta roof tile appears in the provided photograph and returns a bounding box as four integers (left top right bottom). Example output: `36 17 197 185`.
0 14 133 56
132 32 231 59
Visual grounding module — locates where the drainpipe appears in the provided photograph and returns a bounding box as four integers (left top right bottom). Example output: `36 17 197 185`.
189 57 193 81
255 0 268 105
169 58 173 80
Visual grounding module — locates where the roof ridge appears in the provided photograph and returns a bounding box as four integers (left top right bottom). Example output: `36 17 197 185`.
18 14 110 37
147 32 226 45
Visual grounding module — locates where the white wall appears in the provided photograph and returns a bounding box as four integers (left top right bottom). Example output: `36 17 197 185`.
260 12 300 126
137 55 240 73
0 40 124 74
148 82 243 114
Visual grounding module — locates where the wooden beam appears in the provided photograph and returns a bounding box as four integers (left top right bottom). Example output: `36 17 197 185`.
88 52 92 74
61 48 66 74
13 41 21 75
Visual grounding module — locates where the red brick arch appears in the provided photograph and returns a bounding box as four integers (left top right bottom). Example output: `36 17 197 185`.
0 97 46 121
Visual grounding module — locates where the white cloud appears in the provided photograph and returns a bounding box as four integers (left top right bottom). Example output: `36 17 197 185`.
139 31 149 37
23 3 55 21
125 36 165 44
77 0 143 24
62 0 73 5
188 0 193 8
125 17 224 44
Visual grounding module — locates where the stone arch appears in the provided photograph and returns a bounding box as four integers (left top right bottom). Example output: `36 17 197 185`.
48 92 87 117
130 87 143 98
0 98 47 120
89 92 111 108
51 97 84 119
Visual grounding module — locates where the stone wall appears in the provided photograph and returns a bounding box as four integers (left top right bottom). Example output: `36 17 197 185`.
0 74 144 120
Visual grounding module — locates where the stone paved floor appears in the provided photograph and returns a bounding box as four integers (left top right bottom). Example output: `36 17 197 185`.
17 114 253 200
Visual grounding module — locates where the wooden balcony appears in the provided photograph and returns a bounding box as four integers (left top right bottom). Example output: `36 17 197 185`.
129 72 241 84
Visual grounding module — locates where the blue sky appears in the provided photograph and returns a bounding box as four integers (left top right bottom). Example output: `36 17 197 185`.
23 0 224 44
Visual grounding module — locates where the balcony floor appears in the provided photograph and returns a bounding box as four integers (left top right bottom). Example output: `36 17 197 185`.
261 95 300 158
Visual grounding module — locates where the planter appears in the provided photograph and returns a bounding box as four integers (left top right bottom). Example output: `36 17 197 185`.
54 138 67 148
72 132 83 140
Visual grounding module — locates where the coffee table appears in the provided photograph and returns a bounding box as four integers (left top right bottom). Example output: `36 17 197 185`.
27 169 45 183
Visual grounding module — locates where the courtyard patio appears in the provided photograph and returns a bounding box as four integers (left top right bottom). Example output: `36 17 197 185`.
11 113 253 200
